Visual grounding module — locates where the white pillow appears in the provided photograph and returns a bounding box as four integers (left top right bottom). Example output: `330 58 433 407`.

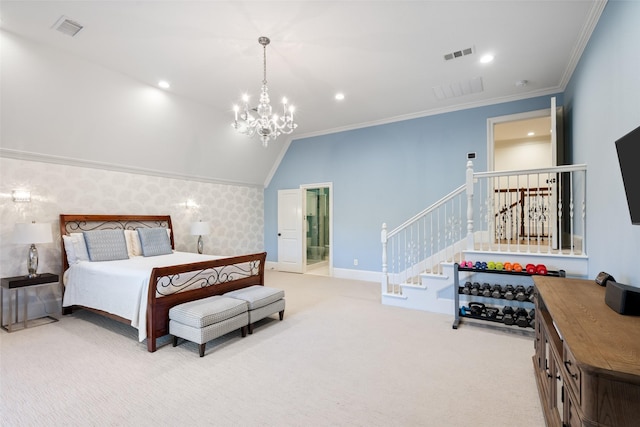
124 230 142 257
62 233 90 265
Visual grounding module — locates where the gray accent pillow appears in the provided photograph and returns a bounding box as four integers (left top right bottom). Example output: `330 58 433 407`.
83 229 129 262
137 227 173 257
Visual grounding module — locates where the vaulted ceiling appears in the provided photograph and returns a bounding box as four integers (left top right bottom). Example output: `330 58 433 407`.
0 1 606 186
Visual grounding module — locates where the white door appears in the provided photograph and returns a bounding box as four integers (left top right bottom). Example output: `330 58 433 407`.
277 189 303 273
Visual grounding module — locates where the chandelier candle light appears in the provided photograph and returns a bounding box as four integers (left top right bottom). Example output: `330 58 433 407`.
232 36 297 147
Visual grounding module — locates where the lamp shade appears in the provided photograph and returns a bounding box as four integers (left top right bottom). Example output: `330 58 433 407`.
190 221 210 236
12 222 53 244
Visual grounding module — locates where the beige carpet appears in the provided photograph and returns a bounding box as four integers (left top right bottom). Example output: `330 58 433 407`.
0 271 544 426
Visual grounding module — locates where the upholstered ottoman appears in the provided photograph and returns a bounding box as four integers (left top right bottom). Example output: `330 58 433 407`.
224 285 285 334
169 296 249 357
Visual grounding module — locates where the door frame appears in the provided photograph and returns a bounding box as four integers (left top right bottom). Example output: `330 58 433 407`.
301 182 333 276
486 98 562 249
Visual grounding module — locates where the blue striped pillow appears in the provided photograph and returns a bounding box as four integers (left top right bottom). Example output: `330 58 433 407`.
137 227 173 257
83 229 129 262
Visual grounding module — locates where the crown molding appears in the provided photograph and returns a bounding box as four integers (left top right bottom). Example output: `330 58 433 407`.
0 149 264 189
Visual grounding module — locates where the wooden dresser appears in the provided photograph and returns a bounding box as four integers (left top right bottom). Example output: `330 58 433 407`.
533 276 640 426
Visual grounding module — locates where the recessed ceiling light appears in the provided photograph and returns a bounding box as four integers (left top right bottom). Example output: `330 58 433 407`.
516 80 528 87
480 54 494 64
335 93 345 101
158 80 170 89
528 131 535 136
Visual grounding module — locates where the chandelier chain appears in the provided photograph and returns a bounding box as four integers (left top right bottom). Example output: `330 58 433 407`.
262 42 267 85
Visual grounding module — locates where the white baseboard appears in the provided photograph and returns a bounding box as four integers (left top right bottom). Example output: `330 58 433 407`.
332 268 381 282
265 261 381 283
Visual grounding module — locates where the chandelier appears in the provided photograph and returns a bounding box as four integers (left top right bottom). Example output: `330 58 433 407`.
232 36 297 147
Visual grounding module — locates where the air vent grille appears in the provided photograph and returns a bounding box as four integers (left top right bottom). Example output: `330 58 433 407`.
444 47 474 61
52 16 84 37
433 77 484 100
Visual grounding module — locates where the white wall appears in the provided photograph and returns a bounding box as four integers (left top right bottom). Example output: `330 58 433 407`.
494 138 551 171
0 29 275 186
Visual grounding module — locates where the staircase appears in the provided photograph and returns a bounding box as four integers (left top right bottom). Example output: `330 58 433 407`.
381 160 589 314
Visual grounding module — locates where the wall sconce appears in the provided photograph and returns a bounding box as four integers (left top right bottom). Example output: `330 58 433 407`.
190 220 210 254
12 190 31 202
185 199 198 209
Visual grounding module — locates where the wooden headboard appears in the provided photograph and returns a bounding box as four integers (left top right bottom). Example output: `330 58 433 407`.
59 214 174 272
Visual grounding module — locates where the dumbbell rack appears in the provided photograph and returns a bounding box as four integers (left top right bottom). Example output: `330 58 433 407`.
452 263 564 336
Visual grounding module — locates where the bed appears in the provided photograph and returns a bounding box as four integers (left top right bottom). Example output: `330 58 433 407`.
59 214 266 352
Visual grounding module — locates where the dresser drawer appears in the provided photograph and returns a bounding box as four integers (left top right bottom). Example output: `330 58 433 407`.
563 343 581 405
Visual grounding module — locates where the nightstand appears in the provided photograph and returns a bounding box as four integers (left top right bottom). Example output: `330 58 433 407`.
1 273 59 332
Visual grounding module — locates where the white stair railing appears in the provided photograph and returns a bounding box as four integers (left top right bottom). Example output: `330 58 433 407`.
470 163 587 256
382 160 587 296
381 185 466 294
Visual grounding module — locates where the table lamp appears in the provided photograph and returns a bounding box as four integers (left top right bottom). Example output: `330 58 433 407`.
190 221 210 254
12 221 53 277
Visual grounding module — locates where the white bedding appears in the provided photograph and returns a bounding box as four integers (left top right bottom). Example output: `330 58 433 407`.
63 251 224 342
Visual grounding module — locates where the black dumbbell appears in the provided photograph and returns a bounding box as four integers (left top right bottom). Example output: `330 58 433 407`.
504 285 515 300
502 306 515 325
481 283 492 297
491 284 503 299
526 286 535 302
528 308 536 328
462 281 472 294
485 307 499 318
515 307 529 327
469 302 485 316
515 285 528 301
470 282 481 296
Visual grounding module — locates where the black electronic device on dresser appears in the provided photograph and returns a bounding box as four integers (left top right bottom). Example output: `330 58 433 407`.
594 271 640 315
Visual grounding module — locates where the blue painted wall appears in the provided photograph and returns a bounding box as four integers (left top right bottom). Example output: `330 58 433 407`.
564 0 640 285
265 94 561 272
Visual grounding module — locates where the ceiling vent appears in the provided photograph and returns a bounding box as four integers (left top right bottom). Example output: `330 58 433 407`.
52 16 84 37
433 76 484 100
444 47 474 61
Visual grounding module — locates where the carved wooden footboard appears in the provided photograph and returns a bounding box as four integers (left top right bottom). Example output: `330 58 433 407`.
59 214 266 352
146 252 266 352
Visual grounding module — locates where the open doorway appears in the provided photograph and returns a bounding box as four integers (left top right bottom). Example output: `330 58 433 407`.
493 115 552 170
487 109 553 171
486 98 565 249
487 97 563 170
277 183 333 275
302 183 332 276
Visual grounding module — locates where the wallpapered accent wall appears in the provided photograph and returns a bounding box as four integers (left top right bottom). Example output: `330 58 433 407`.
0 157 264 322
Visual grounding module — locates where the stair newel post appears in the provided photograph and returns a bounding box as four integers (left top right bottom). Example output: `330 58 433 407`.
466 159 475 250
381 223 388 293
